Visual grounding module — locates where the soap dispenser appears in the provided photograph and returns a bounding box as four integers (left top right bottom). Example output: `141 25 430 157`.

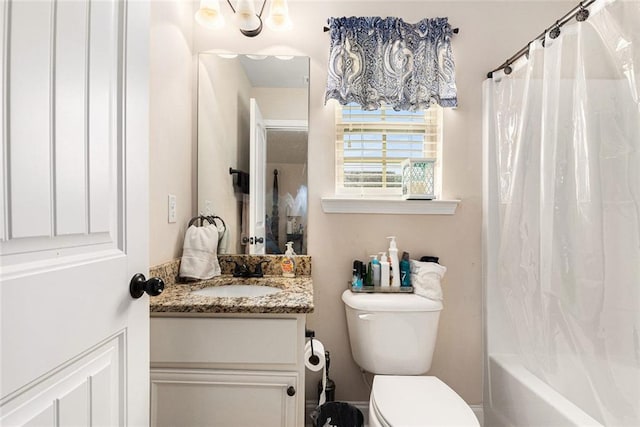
380 252 390 287
281 241 296 278
387 236 400 287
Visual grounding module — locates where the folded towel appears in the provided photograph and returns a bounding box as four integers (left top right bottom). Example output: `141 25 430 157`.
179 224 221 280
410 260 447 301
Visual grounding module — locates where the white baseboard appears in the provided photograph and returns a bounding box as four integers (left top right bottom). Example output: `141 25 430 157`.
306 400 484 427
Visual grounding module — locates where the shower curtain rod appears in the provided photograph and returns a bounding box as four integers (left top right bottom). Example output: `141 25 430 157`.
486 0 596 78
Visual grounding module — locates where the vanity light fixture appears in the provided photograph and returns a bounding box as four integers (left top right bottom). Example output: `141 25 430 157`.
195 0 292 37
195 0 225 29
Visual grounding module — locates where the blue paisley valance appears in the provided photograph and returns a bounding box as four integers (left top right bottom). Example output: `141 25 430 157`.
325 16 458 111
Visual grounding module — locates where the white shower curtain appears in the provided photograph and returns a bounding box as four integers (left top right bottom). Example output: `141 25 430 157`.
485 0 640 425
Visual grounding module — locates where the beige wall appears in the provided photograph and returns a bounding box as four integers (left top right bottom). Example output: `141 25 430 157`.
151 0 573 405
149 0 196 265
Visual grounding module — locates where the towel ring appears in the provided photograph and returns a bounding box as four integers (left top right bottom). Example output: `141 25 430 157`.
188 215 215 227
206 215 226 232
188 215 226 233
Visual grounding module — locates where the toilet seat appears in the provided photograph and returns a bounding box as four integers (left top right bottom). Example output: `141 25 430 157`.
370 376 479 426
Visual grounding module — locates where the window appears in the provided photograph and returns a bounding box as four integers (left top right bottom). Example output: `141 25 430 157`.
335 103 442 196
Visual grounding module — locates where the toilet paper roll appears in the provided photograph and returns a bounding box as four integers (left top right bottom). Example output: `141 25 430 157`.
305 339 327 405
304 339 325 371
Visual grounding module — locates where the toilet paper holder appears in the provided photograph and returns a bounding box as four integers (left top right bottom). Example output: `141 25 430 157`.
306 329 321 366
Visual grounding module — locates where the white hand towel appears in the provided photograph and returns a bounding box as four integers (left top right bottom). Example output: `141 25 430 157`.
410 260 447 301
179 224 221 280
213 217 229 255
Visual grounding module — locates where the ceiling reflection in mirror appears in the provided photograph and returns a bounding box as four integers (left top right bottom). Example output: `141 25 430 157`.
197 53 309 255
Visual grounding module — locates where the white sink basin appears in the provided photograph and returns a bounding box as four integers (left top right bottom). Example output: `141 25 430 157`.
191 284 282 298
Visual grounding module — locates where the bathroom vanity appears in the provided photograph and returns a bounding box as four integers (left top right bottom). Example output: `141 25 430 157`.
148 258 313 427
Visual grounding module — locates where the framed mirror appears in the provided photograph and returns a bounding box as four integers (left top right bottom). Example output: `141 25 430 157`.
197 53 309 255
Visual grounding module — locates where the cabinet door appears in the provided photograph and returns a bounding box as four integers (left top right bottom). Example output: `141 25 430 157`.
151 369 299 427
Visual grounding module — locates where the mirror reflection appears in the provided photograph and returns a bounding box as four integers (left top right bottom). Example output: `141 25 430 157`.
197 53 309 255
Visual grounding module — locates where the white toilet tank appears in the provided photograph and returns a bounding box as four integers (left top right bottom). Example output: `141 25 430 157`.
342 290 443 375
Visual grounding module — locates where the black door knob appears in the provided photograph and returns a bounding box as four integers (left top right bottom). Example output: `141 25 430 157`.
286 386 296 397
130 273 165 299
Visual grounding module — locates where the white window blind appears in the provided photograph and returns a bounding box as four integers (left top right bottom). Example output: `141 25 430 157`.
335 103 442 195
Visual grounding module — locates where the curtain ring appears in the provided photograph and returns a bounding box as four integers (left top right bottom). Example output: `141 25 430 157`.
576 4 590 22
549 21 561 39
504 63 513 75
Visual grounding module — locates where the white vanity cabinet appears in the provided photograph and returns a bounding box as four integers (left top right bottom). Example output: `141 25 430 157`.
150 314 306 427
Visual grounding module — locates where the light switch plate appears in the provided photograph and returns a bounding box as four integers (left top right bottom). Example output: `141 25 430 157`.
168 194 177 223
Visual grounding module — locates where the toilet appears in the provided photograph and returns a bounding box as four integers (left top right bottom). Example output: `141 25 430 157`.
342 290 479 426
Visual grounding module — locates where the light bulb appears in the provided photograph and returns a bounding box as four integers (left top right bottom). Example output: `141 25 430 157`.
195 0 225 29
235 0 262 35
266 0 292 31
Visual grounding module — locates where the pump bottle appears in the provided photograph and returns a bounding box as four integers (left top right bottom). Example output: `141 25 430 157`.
387 236 400 287
281 241 296 278
380 252 390 287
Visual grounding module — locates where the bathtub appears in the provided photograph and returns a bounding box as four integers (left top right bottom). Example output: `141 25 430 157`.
484 355 603 427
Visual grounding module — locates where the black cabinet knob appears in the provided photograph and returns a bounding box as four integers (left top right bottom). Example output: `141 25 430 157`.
130 273 165 299
286 386 296 397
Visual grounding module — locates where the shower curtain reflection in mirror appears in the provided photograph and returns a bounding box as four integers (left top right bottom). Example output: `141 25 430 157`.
265 128 308 254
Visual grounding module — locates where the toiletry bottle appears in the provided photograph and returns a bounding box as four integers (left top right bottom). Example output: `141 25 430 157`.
364 257 372 286
387 236 400 287
366 255 376 286
352 260 360 288
371 255 381 286
380 252 390 287
281 241 296 278
356 263 364 287
400 251 412 287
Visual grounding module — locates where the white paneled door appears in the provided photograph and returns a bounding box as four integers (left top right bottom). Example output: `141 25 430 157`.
0 1 150 426
249 98 266 255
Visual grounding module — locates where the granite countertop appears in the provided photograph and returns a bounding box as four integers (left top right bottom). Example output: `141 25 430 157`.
150 275 314 314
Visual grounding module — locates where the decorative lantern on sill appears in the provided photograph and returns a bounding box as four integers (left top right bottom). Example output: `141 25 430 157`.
401 158 436 200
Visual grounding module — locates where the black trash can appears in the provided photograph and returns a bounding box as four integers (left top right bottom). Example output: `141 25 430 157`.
311 401 364 427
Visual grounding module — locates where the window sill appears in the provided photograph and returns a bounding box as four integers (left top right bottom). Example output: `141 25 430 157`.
320 197 460 215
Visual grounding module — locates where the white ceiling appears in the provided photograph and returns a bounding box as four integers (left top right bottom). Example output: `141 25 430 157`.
238 55 309 88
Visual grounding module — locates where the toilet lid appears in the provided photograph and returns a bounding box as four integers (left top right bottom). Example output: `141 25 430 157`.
371 376 479 426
